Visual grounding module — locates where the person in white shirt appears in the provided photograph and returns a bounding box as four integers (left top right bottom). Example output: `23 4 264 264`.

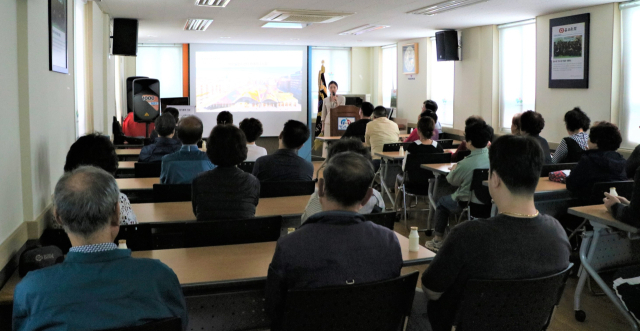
240 118 268 162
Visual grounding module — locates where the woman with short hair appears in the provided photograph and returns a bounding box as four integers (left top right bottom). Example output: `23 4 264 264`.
552 107 591 164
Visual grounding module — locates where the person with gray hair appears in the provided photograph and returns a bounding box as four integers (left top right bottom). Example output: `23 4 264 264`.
13 166 188 331
364 105 400 170
265 152 402 328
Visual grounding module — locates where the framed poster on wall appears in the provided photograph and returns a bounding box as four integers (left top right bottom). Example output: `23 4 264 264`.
549 13 590 88
49 0 68 74
402 43 419 75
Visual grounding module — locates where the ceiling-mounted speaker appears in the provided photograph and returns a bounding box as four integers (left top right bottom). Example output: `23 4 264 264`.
112 18 138 56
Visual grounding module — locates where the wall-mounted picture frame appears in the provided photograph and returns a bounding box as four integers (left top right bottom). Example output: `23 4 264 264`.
49 0 68 74
402 43 419 75
549 13 590 88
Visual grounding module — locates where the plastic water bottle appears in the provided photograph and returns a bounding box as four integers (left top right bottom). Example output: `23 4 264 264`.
202 140 207 151
409 227 420 252
118 240 128 249
399 146 405 156
610 187 618 197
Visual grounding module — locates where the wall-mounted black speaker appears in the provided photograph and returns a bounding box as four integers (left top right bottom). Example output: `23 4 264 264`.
132 78 160 123
112 18 138 56
435 30 460 61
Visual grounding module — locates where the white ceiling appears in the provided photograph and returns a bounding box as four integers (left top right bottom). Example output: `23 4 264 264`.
97 0 618 47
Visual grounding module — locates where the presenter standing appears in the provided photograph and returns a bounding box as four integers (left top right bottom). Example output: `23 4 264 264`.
321 81 346 157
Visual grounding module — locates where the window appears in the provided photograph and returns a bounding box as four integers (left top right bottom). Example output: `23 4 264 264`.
73 0 86 137
136 44 184 98
499 20 536 131
621 2 640 148
430 37 454 126
310 47 351 114
381 45 397 108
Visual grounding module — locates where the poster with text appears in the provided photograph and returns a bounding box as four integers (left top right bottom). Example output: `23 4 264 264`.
549 14 589 88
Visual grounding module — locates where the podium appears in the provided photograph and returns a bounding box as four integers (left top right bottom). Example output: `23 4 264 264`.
329 105 361 137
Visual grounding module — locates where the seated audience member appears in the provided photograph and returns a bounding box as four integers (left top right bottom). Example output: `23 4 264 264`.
604 165 640 228
626 144 640 179
553 107 591 164
405 100 440 143
520 110 552 164
301 139 385 222
192 125 259 221
150 107 180 141
511 112 522 135
342 101 374 141
425 121 492 251
14 166 188 331
365 106 400 169
217 111 233 125
51 133 137 228
160 116 214 184
122 111 155 137
451 116 491 162
265 152 403 328
394 117 444 208
240 118 268 162
139 114 182 163
421 135 571 331
566 121 627 200
253 120 313 181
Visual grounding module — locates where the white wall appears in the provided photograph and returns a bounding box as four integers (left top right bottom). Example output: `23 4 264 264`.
351 47 373 97
396 38 430 121
535 3 617 144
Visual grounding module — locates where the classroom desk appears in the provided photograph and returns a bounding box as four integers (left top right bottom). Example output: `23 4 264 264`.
420 163 455 176
116 149 142 156
568 205 640 329
374 152 406 207
115 177 160 191
131 195 312 223
419 163 456 228
315 134 410 142
481 177 568 194
118 161 136 170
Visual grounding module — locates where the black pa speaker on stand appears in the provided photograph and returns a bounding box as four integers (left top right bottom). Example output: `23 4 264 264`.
126 76 148 115
132 78 160 138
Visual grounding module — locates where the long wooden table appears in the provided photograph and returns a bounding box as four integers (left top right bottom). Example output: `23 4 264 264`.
115 177 160 191
0 232 435 304
118 161 136 170
116 149 142 156
131 195 311 223
481 177 567 194
316 134 410 142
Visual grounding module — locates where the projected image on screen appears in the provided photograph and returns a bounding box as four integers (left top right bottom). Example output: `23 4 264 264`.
195 51 303 113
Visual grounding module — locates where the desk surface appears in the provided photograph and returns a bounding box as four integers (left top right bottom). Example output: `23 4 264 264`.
420 163 456 175
116 177 160 190
0 232 434 304
116 149 142 156
131 195 311 223
316 134 410 142
568 204 639 234
376 149 457 161
118 161 136 170
481 177 566 194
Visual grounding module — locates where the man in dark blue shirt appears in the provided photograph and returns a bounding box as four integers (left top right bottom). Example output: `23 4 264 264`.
161 116 214 184
253 120 314 182
13 166 188 330
139 113 181 163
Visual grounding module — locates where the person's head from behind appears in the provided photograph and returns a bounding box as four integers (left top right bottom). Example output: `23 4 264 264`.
589 121 622 151
464 120 493 149
217 111 233 125
163 107 180 124
328 81 338 95
372 106 388 119
54 166 120 243
465 115 484 127
418 110 438 124
488 135 544 203
154 113 176 138
511 113 522 135
206 125 248 167
327 139 371 160
564 107 591 134
422 100 438 113
239 118 263 144
360 102 374 119
64 133 118 175
319 152 374 211
417 117 435 141
177 116 204 145
520 111 545 137
280 120 310 150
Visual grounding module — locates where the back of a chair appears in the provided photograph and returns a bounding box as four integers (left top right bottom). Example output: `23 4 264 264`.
101 318 182 331
453 150 471 162
153 184 192 202
588 180 634 204
363 212 396 230
184 216 283 248
436 139 454 149
238 161 255 173
404 153 452 193
469 169 491 205
134 162 162 178
540 163 577 177
383 142 411 152
260 181 315 198
281 271 419 331
453 264 573 331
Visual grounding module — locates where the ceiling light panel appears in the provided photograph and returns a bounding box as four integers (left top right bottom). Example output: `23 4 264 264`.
184 19 214 31
408 0 489 16
260 9 355 24
195 0 230 7
339 24 390 36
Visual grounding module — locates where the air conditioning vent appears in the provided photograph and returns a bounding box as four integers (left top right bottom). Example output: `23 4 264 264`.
195 0 230 7
408 0 489 16
184 19 214 31
260 9 355 24
339 24 390 36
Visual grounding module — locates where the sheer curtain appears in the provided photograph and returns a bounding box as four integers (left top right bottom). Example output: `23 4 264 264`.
621 2 640 148
136 44 184 98
381 45 397 108
499 20 536 131
310 47 351 109
430 37 454 126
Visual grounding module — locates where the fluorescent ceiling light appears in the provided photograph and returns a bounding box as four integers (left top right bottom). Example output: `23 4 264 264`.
408 0 489 16
195 0 230 7
339 24 390 36
262 22 308 29
184 19 214 31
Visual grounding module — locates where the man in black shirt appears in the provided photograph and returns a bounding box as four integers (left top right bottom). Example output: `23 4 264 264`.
421 135 571 331
342 102 374 142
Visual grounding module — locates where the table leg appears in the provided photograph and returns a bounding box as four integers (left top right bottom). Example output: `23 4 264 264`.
380 158 395 208
427 173 442 228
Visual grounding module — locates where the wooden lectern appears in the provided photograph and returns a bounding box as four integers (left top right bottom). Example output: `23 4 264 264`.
329 105 361 137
